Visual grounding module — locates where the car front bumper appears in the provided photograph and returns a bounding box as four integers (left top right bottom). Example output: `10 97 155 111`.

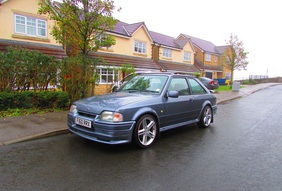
68 113 136 145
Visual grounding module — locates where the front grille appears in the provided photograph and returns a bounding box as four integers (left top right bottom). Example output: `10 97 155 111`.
78 111 97 119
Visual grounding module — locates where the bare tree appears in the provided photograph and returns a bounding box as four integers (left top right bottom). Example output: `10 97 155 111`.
222 34 249 87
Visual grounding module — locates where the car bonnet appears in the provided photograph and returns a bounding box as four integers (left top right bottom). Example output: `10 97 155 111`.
74 92 152 114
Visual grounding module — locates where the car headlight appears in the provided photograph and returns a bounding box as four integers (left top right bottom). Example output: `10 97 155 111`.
99 111 123 122
69 105 77 114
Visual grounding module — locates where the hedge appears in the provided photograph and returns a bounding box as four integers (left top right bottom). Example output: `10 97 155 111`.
0 91 70 111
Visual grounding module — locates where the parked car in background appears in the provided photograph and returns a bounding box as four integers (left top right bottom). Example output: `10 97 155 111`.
68 73 217 148
199 77 219 90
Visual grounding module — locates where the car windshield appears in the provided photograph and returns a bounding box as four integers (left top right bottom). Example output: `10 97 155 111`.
118 75 168 94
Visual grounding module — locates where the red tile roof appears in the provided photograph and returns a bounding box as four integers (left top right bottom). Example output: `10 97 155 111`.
216 45 230 54
90 52 161 71
157 60 199 74
0 39 66 59
181 34 220 55
194 58 223 71
149 31 181 49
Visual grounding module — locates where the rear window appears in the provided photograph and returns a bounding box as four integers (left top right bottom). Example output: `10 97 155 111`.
188 79 207 94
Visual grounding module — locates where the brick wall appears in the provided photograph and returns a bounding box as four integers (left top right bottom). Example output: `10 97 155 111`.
94 84 113 95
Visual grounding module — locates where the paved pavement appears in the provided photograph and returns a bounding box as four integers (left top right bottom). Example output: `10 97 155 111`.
0 83 280 146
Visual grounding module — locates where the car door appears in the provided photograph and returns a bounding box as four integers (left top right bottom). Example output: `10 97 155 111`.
187 78 210 118
161 77 195 127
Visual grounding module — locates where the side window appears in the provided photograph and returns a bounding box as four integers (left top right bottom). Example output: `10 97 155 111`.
188 79 207 95
168 78 190 96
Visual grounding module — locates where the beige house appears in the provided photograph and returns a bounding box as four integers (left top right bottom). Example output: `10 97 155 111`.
177 34 231 81
0 0 66 58
89 21 161 94
150 31 198 74
0 0 231 94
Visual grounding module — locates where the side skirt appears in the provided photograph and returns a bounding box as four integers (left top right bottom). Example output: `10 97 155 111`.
160 119 199 132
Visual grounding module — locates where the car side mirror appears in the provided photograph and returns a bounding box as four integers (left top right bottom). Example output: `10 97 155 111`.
167 90 179 98
112 86 118 92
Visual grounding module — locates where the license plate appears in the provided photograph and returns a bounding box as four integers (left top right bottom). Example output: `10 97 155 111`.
75 117 92 128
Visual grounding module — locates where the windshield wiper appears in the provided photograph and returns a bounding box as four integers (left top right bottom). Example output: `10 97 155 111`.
121 89 139 93
143 90 159 93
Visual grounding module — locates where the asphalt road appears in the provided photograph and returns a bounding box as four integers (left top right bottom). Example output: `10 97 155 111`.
1 85 282 191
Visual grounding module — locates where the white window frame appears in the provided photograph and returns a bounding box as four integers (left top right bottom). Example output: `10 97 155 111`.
96 67 119 84
184 51 191 61
205 53 212 62
97 33 112 48
162 48 172 58
134 41 146 54
14 14 47 38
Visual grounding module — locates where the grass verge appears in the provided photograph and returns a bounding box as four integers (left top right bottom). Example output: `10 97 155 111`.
215 85 245 93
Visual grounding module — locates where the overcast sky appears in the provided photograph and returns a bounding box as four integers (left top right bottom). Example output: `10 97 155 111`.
112 0 282 79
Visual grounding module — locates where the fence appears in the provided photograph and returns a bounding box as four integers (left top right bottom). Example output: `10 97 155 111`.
249 75 269 80
249 77 282 83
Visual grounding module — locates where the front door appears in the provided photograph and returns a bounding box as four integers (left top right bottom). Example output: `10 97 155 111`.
161 78 195 127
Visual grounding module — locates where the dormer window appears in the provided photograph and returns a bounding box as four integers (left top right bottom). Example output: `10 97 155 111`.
162 48 172 58
134 41 146 54
205 53 211 62
14 14 47 38
184 51 191 61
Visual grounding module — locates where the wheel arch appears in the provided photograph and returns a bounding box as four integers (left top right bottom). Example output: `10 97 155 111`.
198 101 214 123
132 107 160 134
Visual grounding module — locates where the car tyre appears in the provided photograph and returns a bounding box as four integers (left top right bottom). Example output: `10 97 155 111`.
133 114 158 148
197 105 212 128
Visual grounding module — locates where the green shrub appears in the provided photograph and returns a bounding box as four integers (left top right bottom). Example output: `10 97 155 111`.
13 91 34 109
242 80 250 85
0 47 59 92
0 91 69 111
55 91 70 108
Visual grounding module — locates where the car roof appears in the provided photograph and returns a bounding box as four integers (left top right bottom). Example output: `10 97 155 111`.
136 72 195 79
200 77 212 80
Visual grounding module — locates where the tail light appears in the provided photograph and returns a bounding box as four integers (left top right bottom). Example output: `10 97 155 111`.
209 80 214 85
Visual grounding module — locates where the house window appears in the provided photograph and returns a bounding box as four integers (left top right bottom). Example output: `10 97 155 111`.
162 48 172 58
97 68 119 84
134 41 146 54
184 52 191 61
205 54 211 62
15 15 47 37
98 33 111 47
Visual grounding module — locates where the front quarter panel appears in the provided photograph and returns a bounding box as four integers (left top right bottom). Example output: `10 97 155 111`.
117 98 164 126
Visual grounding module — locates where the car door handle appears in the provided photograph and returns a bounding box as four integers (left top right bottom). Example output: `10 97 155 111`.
189 98 194 102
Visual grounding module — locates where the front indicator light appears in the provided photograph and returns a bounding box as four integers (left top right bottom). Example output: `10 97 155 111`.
70 105 77 114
